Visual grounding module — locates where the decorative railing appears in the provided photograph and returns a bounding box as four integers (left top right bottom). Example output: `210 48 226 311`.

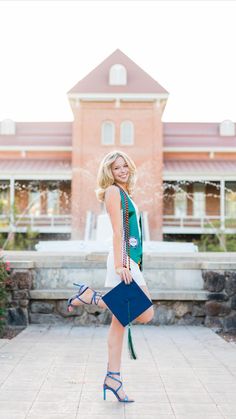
163 215 236 229
0 214 72 230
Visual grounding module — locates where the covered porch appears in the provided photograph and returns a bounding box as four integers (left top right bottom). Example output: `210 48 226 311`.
163 160 236 234
0 160 72 234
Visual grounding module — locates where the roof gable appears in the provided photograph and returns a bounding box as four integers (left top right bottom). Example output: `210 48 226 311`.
68 49 168 95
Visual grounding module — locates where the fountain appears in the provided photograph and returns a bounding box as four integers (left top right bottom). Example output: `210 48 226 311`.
1 177 235 253
34 210 198 253
2 178 236 312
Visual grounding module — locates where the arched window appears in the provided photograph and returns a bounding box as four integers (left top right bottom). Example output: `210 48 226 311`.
101 121 115 145
0 119 16 135
109 64 127 85
120 121 134 145
220 120 235 136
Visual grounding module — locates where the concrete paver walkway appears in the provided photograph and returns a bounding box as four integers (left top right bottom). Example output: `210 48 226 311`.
0 324 236 419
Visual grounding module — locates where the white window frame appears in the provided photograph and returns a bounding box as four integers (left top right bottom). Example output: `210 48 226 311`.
0 119 16 135
193 183 205 217
0 181 10 214
101 121 115 145
174 185 187 217
120 121 134 145
226 182 236 218
29 190 41 216
109 64 127 85
47 189 60 216
220 120 235 136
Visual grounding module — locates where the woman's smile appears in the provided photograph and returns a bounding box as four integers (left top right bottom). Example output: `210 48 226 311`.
111 156 130 184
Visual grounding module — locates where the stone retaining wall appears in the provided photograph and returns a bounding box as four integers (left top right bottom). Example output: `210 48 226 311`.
202 268 236 332
6 267 34 326
3 252 236 331
27 299 207 327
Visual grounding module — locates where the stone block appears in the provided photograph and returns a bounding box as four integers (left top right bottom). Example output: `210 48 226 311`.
6 293 12 304
223 312 236 332
19 299 29 308
231 296 236 310
7 307 28 326
205 301 231 316
152 305 175 325
97 310 112 325
225 272 236 296
56 300 83 317
31 301 54 314
12 290 29 300
173 301 192 317
5 276 18 290
177 313 204 325
73 311 90 326
85 305 103 315
204 315 224 330
86 313 100 324
207 292 228 301
12 270 33 290
9 300 19 308
202 271 225 292
192 304 205 317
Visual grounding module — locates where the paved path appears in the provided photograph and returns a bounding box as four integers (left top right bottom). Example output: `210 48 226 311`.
0 324 236 419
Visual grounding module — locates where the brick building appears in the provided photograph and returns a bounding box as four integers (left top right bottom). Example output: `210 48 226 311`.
1 49 236 241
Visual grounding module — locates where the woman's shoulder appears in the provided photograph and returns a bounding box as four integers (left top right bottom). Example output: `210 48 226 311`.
105 184 120 195
104 185 121 202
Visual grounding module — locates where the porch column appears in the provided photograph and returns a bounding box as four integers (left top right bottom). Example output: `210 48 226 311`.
10 177 15 226
220 179 225 230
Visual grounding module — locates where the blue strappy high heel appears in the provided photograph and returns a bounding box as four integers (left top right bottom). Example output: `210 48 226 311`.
103 371 134 403
67 283 103 312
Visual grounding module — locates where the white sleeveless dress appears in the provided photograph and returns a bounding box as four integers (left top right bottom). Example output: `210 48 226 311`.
104 194 147 288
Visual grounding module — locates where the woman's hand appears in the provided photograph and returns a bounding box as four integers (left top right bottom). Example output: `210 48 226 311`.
115 266 133 284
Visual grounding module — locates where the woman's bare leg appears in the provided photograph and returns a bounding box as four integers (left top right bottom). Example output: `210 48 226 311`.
105 315 129 399
67 286 107 311
135 285 154 324
107 315 125 370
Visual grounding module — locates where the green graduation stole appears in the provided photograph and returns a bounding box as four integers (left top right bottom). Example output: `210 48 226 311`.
114 183 143 360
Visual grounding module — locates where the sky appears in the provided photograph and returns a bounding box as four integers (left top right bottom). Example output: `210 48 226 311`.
0 0 236 123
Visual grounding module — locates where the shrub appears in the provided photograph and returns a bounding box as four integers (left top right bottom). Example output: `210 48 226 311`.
193 234 236 252
0 254 10 337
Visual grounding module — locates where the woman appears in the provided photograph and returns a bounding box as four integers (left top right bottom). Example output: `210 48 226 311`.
67 150 154 402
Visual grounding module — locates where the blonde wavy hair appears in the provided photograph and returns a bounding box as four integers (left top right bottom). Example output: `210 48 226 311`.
95 150 137 202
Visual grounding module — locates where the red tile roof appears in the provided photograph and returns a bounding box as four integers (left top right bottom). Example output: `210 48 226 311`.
0 122 72 147
1 159 235 178
0 159 71 175
164 160 236 174
68 49 168 94
1 121 236 149
163 122 236 147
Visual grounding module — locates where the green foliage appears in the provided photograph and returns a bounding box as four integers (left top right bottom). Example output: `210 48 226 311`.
0 229 40 251
193 234 236 252
223 234 236 251
225 219 236 229
0 256 10 337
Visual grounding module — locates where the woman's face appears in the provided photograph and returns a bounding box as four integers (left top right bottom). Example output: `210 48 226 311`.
111 156 130 185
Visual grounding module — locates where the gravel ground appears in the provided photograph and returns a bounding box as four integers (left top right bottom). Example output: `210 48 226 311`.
0 326 26 339
216 330 236 344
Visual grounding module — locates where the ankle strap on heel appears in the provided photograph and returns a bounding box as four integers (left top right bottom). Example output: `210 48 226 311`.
107 371 120 376
106 371 122 392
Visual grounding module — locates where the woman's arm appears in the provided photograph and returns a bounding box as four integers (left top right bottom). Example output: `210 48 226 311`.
104 185 132 284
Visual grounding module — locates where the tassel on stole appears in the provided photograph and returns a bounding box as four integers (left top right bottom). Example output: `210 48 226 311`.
128 323 137 360
127 300 137 360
